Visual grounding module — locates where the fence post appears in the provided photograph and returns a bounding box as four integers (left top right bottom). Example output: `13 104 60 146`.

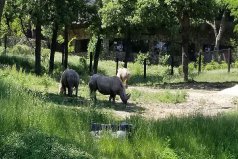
116 58 119 75
89 52 93 74
228 48 231 73
144 58 146 79
170 54 174 75
198 51 202 74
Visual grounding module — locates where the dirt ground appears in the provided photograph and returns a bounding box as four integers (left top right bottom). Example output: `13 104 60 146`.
112 84 238 119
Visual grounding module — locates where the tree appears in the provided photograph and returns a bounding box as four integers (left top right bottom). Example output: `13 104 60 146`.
85 0 103 74
226 0 238 33
0 0 6 25
164 0 215 81
59 0 85 69
15 0 51 75
206 0 229 52
100 0 138 68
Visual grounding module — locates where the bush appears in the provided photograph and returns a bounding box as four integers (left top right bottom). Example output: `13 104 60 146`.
188 62 197 73
135 52 150 65
205 60 221 71
159 54 170 66
79 57 87 71
10 44 33 55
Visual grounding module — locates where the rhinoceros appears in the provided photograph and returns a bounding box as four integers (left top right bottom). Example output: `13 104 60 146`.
117 68 131 88
89 74 130 104
59 69 80 96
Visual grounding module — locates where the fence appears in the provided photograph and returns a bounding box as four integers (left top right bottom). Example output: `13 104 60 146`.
197 48 232 73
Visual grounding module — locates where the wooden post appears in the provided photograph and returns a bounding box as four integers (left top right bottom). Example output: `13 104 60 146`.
116 58 119 75
89 52 93 74
144 58 146 79
198 51 202 74
228 48 231 73
170 54 174 75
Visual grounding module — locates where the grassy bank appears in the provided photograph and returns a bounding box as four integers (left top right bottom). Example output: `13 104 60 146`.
1 51 238 158
0 67 238 158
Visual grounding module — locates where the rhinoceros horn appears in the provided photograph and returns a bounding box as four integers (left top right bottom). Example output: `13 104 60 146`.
126 93 131 100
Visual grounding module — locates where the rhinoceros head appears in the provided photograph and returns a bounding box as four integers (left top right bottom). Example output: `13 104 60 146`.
120 91 131 104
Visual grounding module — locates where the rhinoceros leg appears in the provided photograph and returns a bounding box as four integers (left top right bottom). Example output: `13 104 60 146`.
68 87 73 96
90 90 97 101
109 94 116 103
75 86 78 96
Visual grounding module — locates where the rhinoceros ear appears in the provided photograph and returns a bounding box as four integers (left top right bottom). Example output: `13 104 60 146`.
126 93 131 100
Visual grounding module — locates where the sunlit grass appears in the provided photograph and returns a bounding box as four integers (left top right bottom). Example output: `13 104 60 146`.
1 51 238 158
194 69 238 82
129 89 187 104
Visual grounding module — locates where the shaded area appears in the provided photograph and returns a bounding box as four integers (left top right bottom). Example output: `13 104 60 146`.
42 92 145 114
0 55 34 72
90 99 145 113
129 74 164 86
158 81 238 91
0 130 93 159
44 92 89 107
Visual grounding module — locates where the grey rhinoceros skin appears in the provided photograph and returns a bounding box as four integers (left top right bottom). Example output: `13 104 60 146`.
89 74 130 104
59 69 80 96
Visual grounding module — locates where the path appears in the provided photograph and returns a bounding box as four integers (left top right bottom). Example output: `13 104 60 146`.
112 86 238 119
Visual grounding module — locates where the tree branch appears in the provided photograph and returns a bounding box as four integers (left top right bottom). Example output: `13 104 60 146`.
206 19 217 37
19 16 35 49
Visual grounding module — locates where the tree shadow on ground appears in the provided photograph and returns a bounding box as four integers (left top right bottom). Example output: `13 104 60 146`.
129 74 164 86
44 92 89 107
91 99 145 114
158 81 238 91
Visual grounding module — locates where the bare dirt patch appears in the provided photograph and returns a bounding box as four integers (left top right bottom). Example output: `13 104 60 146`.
112 86 238 119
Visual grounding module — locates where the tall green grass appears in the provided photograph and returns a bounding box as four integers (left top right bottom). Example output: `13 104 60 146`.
1 50 238 158
1 72 238 158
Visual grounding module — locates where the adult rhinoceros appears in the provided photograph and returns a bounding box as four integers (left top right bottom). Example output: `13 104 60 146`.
89 74 130 104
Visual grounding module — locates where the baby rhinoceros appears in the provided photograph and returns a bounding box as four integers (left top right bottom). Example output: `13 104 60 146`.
59 69 80 96
89 74 131 104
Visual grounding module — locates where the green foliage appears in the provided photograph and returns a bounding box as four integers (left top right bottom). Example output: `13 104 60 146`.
204 60 228 71
134 52 150 65
79 56 87 71
87 35 97 55
1 53 238 158
68 37 76 53
159 54 170 66
9 44 33 55
226 0 238 33
57 35 64 44
0 55 34 72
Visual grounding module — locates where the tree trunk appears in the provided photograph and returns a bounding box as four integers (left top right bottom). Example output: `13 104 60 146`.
206 10 227 59
35 19 42 75
124 29 131 68
93 36 102 74
180 11 190 81
49 23 58 74
214 10 226 51
63 25 69 69
0 0 6 26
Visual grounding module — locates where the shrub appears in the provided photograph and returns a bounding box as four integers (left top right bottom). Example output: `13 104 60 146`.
159 54 170 66
204 60 219 71
135 52 150 65
133 62 142 76
10 44 33 55
79 57 87 72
